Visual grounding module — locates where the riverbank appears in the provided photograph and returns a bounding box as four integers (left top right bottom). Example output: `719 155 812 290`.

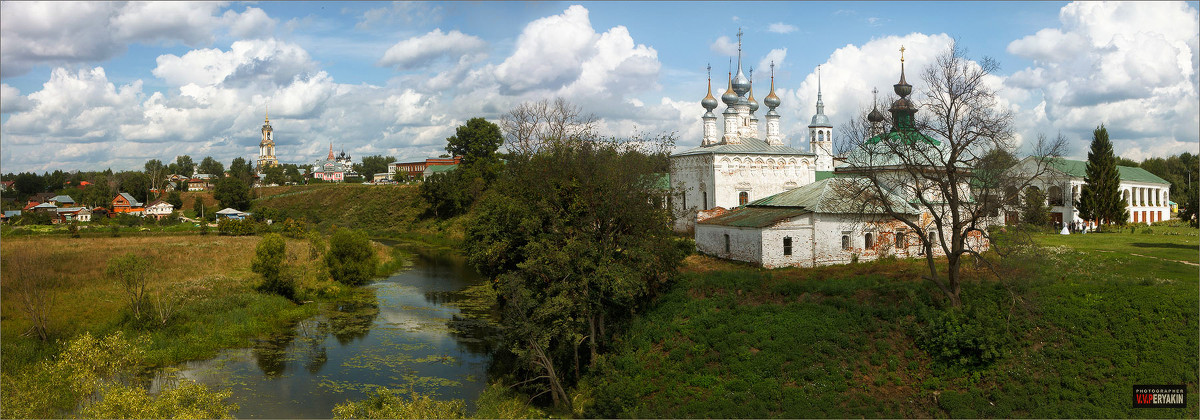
0 232 406 417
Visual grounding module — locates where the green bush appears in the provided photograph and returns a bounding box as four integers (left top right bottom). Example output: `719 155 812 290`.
325 228 378 286
216 218 257 236
916 305 1007 370
252 234 296 301
280 218 307 238
332 387 465 419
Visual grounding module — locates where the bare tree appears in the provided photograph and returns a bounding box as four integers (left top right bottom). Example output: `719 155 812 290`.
500 97 599 156
836 41 1066 307
5 248 56 341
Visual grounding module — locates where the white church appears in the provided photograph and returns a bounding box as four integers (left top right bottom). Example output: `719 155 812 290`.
670 35 984 268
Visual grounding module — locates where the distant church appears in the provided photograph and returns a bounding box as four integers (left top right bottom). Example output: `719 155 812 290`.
257 108 279 172
311 144 358 182
670 29 835 233
672 33 987 268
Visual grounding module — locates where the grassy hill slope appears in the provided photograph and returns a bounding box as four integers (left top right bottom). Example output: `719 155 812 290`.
583 228 1199 418
253 184 463 241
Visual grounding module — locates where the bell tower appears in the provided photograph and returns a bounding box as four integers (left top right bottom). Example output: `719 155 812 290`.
258 106 278 169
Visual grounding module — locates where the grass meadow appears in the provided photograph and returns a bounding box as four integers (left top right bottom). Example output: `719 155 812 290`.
0 233 401 417
583 227 1198 418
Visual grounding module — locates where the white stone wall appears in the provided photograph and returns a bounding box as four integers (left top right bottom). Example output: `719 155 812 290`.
695 224 763 264
1019 160 1173 225
670 152 817 232
697 211 969 269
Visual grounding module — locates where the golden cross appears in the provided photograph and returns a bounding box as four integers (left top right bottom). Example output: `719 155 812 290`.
900 45 906 62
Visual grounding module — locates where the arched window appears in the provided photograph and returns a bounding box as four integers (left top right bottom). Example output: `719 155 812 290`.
783 237 792 256
818 132 825 142
739 191 749 206
841 235 850 250
702 191 708 210
865 233 874 249
928 231 937 245
895 229 906 248
724 234 731 253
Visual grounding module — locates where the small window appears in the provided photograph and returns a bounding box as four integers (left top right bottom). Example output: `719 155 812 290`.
841 235 851 250
703 191 708 210
928 231 937 244
895 230 906 248
724 234 731 253
739 191 749 206
783 237 792 256
865 233 874 249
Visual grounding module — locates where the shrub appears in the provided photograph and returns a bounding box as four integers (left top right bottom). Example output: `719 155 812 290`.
68 222 80 238
307 230 326 259
252 234 296 301
331 387 465 419
325 228 378 286
216 218 257 236
280 218 307 238
107 253 151 322
916 305 1007 370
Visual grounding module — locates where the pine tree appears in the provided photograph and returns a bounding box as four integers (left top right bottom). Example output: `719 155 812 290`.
1079 124 1127 230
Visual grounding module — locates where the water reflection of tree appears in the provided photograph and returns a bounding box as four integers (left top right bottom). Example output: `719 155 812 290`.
252 326 295 378
327 289 380 345
446 314 500 355
295 319 330 374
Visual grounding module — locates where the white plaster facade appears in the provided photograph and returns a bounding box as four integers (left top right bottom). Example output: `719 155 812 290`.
671 148 818 231
1015 157 1172 226
146 202 175 219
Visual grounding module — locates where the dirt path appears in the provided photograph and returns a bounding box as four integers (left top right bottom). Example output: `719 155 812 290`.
1095 249 1199 266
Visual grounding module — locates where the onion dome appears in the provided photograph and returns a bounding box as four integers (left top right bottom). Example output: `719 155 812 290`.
868 88 886 123
748 85 759 113
764 62 781 110
702 69 718 112
890 46 916 112
721 71 738 106
732 68 751 97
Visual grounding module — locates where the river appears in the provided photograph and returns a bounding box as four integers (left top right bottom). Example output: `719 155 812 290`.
157 246 499 418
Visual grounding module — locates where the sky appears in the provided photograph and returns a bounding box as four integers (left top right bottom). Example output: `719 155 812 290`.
1 1 1197 174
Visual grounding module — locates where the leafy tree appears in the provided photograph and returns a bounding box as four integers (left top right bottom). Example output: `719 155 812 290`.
1179 184 1199 227
230 157 255 185
192 198 213 221
174 154 196 176
80 183 111 207
465 136 687 409
355 155 397 180
262 164 286 186
213 176 251 210
117 171 151 204
325 228 378 286
45 170 67 192
14 172 45 195
1078 124 1128 229
79 381 238 419
166 190 184 209
198 156 224 176
419 169 475 218
106 254 151 321
446 118 503 166
1115 156 1140 167
283 164 304 184
252 234 295 300
1021 187 1051 227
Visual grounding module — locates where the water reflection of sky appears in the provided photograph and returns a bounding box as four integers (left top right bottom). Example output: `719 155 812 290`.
165 249 497 419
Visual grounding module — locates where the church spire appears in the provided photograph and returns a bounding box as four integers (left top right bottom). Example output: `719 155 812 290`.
809 65 831 128
328 143 335 160
265 105 269 124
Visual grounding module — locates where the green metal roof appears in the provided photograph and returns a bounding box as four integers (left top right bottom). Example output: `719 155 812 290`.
672 136 814 157
747 177 917 215
814 171 836 181
425 164 459 174
1048 158 1169 184
698 207 811 228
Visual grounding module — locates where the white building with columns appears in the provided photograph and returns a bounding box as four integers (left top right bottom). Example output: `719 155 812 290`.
1014 157 1172 226
669 31 835 232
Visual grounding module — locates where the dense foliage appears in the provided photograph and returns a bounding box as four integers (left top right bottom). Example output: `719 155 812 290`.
325 228 379 286
465 137 688 409
213 176 252 211
1021 187 1051 226
1079 124 1128 227
252 233 296 301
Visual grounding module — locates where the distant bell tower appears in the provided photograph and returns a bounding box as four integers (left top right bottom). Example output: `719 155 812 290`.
809 66 834 171
258 106 279 170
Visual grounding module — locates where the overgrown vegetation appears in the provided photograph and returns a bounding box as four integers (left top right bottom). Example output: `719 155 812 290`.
582 229 1198 418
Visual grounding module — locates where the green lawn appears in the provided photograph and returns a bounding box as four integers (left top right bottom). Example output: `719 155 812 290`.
583 228 1199 418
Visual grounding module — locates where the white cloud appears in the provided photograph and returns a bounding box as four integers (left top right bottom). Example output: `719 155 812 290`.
356 2 443 29
757 48 787 77
0 84 33 114
710 36 738 56
1005 1 1199 159
767 23 797 34
378 29 487 70
225 7 277 39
